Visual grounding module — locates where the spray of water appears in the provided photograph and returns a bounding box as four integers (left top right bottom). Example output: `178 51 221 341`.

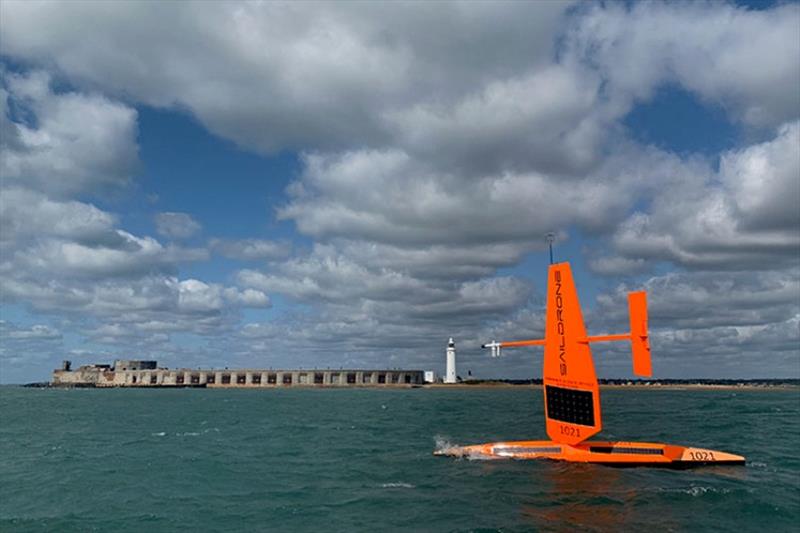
433 435 497 460
433 435 457 454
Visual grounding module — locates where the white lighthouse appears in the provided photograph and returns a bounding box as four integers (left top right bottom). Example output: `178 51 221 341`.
445 337 457 384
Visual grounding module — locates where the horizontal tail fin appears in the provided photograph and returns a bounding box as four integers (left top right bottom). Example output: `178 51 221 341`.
628 291 652 377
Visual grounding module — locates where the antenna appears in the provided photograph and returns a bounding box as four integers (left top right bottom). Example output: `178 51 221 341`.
545 233 555 265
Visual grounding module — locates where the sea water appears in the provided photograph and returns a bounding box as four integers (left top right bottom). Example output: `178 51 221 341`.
1 387 798 532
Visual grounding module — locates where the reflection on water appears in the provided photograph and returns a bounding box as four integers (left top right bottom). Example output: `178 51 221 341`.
520 462 679 532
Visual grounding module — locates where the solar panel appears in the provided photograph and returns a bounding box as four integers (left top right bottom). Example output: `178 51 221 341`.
589 446 663 455
545 385 595 426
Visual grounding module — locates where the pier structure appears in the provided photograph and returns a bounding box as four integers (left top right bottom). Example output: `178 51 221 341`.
52 360 425 388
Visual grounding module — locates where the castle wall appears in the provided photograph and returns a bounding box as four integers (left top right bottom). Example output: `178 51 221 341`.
52 367 424 388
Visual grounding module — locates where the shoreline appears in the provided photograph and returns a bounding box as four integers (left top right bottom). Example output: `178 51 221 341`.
425 382 799 391
13 382 799 391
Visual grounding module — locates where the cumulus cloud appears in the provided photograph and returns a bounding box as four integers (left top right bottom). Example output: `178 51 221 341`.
0 187 118 247
154 212 202 240
0 1 571 155
721 122 800 232
597 122 800 271
0 321 61 341
209 238 290 260
279 149 631 247
387 64 604 176
325 240 536 280
10 232 207 279
597 270 799 331
0 70 139 195
589 270 800 377
0 1 798 379
1 274 270 348
238 245 443 305
0 66 270 378
3 1 795 169
178 279 270 312
238 243 532 332
565 1 800 128
0 320 64 382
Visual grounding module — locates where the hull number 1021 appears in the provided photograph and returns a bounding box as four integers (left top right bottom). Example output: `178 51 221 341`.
688 451 716 461
559 425 581 438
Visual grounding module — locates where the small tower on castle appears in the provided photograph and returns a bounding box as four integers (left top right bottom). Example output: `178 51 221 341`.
445 338 457 384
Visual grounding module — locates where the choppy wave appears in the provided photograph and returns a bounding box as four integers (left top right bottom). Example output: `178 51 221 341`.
2 386 797 532
151 428 219 438
380 482 415 489
661 485 733 497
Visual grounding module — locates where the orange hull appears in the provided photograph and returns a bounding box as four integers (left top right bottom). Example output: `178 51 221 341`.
434 440 745 467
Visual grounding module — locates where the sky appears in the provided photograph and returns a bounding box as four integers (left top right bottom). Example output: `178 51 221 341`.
0 0 798 383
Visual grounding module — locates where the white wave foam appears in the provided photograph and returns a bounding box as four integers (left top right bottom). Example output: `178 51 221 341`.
434 435 456 453
381 482 415 489
174 428 219 437
660 485 732 497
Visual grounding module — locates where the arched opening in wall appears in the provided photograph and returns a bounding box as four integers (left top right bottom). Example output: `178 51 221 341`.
378 374 386 384
176 374 185 385
236 374 246 384
267 373 277 384
221 374 231 384
404 375 411 384
347 373 356 384
283 374 293 385
252 374 262 384
206 374 216 384
314 373 324 384
190 374 200 385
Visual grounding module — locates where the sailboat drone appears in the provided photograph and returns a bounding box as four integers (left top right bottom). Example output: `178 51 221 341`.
435 262 745 467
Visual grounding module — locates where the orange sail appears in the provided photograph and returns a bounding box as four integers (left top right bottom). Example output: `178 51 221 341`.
480 262 654 446
542 263 601 445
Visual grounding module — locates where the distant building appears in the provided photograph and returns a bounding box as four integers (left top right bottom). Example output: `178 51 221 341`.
114 359 156 371
52 360 425 388
445 338 457 384
424 370 437 383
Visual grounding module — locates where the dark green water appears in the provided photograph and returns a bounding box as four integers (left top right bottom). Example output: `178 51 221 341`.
1 387 798 532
